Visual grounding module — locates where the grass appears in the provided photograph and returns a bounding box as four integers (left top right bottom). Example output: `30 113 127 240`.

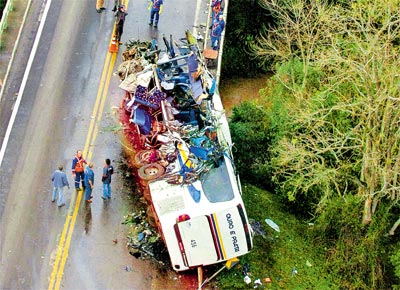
214 184 336 289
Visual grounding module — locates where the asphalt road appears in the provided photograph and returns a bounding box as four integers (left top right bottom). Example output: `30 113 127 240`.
0 0 210 289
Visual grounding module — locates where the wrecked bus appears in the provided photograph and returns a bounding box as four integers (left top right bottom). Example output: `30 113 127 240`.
115 31 253 273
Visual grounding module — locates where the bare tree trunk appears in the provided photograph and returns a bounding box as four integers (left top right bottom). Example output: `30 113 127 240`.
371 197 379 215
362 196 372 225
389 217 400 235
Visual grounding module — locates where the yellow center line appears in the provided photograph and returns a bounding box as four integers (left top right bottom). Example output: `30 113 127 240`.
48 2 129 288
54 189 84 289
48 38 118 290
87 53 117 161
83 52 111 157
48 214 71 287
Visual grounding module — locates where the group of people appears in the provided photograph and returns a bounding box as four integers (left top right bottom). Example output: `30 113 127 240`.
95 0 128 43
95 0 164 44
51 150 114 207
210 0 225 50
95 0 121 13
95 0 224 51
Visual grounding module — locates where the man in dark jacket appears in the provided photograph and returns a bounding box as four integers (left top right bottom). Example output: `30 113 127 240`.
112 0 121 12
115 5 128 44
101 158 114 200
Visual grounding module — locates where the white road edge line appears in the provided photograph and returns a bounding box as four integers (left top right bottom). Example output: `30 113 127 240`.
0 0 53 167
0 3 27 102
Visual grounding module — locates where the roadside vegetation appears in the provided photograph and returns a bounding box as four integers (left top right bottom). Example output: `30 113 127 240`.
220 0 400 289
221 0 271 78
0 1 6 18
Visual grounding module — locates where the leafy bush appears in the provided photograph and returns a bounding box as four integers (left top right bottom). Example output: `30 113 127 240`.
230 101 272 189
315 195 397 289
225 0 400 288
390 243 400 288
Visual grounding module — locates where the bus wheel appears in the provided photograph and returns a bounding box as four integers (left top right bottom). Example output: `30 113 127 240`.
138 163 165 181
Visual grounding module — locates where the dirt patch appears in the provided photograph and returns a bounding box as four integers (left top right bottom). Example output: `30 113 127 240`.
219 75 270 118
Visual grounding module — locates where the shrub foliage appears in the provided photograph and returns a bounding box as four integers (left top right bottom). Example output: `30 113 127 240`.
229 0 400 288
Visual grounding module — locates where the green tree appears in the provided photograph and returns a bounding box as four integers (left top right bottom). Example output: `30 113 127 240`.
230 101 272 188
222 0 271 77
253 0 400 228
240 0 400 287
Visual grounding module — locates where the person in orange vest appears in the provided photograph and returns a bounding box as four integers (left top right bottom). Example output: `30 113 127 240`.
148 0 163 28
72 150 87 190
211 0 222 19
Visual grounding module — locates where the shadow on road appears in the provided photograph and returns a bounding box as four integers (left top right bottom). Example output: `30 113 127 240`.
83 203 92 234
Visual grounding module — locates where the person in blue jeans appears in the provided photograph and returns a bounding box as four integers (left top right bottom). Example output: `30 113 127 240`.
148 0 163 28
101 158 114 200
210 14 225 50
51 165 70 207
84 163 95 203
72 150 87 190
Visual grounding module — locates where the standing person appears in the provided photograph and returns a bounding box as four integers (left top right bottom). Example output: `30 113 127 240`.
72 150 87 191
96 0 106 13
51 165 70 207
148 0 163 29
84 163 95 203
101 158 114 200
112 0 121 12
211 0 222 19
210 14 225 50
115 5 128 44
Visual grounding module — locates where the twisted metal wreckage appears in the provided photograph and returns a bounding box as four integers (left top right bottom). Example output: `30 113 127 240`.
115 31 253 283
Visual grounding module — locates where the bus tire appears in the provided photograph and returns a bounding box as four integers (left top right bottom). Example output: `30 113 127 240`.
138 163 165 181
